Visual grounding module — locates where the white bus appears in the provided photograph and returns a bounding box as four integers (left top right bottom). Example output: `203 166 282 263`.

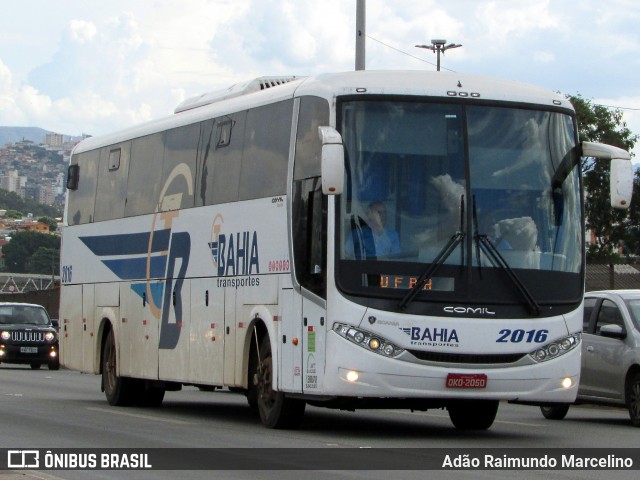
60 71 633 430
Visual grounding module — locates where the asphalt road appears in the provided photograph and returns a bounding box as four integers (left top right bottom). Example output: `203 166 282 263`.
0 365 638 480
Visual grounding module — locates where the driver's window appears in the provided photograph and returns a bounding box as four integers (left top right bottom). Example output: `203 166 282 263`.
595 299 624 335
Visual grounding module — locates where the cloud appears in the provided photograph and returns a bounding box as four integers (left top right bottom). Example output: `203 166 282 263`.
69 19 97 44
210 0 353 75
0 0 639 146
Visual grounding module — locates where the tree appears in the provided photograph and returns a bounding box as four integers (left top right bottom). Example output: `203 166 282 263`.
2 231 60 273
0 189 61 218
571 95 639 258
37 216 58 232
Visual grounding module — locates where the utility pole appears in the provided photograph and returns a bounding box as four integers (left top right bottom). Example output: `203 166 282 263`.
415 39 462 71
355 0 366 70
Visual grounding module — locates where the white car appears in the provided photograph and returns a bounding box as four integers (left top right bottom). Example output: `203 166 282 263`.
540 290 640 426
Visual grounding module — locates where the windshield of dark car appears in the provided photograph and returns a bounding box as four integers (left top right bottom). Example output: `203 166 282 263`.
0 306 50 325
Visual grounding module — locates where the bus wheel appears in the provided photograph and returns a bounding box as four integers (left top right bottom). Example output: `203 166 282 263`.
102 329 135 406
540 404 570 420
627 372 640 427
255 335 305 429
447 400 499 430
136 381 166 408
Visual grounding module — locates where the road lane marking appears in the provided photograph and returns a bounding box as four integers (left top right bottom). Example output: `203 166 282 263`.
87 406 192 425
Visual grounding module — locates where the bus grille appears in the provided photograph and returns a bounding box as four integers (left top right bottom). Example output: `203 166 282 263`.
10 331 45 343
408 350 526 364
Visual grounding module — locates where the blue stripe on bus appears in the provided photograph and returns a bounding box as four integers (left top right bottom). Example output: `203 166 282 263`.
79 229 171 256
131 281 165 307
101 256 168 280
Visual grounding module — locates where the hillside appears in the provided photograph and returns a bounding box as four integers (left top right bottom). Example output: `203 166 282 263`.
0 126 54 146
0 126 78 146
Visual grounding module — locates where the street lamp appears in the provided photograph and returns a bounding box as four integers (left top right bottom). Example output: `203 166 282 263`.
415 39 462 71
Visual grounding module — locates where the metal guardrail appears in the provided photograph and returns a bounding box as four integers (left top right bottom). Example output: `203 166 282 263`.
0 274 60 293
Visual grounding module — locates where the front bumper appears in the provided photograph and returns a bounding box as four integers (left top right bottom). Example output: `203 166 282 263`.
0 343 59 366
321 332 580 404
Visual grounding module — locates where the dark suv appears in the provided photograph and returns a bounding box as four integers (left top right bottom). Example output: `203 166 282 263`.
0 302 59 370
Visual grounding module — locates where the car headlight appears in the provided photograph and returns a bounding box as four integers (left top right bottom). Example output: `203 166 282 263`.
333 322 404 358
529 333 581 363
44 332 56 342
1 331 9 341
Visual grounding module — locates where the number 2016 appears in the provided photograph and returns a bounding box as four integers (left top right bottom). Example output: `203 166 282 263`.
496 329 548 343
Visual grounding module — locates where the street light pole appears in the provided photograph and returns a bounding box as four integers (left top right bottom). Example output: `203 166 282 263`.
355 0 366 70
415 39 462 71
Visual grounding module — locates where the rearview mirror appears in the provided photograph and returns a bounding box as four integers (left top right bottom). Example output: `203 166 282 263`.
67 164 80 191
610 158 633 209
581 141 633 209
318 126 344 195
599 324 626 340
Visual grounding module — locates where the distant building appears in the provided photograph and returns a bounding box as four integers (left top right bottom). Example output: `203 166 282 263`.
0 169 20 192
44 133 64 147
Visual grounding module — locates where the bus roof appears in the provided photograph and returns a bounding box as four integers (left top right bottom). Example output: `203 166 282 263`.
73 70 572 155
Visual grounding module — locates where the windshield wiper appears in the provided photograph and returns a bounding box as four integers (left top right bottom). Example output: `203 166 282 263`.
398 195 465 311
471 196 540 316
475 234 541 316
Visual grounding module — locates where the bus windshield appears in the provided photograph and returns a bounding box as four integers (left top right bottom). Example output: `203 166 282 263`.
336 99 582 311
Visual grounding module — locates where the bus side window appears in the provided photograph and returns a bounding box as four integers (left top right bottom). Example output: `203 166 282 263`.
94 143 130 221
68 150 100 225
161 123 200 211
292 96 330 298
125 133 164 217
203 112 245 205
239 100 293 200
292 177 327 297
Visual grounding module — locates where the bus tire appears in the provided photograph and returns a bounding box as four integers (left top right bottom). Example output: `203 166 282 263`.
447 400 499 430
135 381 166 408
540 404 570 420
255 335 305 429
102 329 136 406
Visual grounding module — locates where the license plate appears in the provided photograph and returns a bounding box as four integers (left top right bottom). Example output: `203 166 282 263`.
446 373 487 389
20 346 38 354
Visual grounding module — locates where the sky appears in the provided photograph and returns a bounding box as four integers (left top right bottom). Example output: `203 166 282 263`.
0 0 639 158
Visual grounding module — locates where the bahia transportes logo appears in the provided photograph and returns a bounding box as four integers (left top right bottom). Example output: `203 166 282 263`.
208 213 260 278
401 326 460 347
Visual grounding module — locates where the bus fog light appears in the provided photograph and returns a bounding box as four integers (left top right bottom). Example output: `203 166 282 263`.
346 370 359 382
562 377 573 389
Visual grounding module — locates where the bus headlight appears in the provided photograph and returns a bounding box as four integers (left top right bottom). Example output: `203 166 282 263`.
333 323 404 358
529 333 580 363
